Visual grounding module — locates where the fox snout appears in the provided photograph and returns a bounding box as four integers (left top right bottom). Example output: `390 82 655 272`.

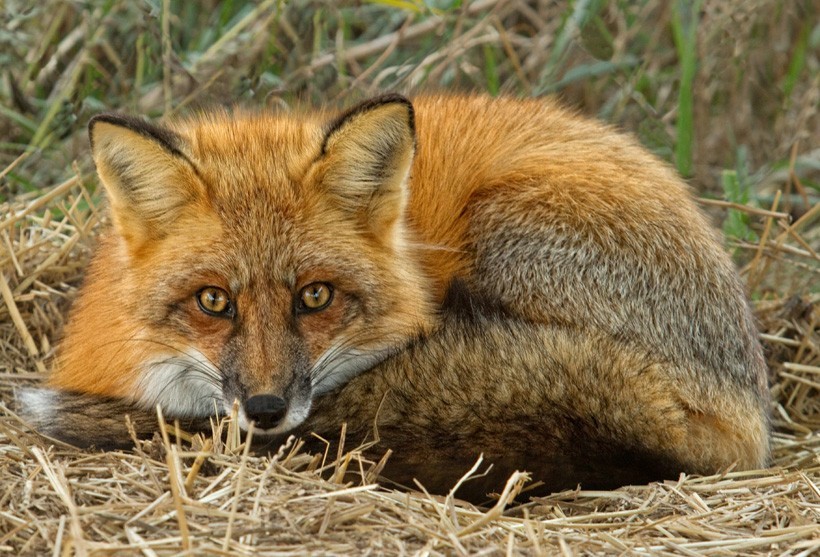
230 373 315 435
243 394 287 430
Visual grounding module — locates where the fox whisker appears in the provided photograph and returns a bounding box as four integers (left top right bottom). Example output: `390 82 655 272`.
130 350 227 418
310 330 409 392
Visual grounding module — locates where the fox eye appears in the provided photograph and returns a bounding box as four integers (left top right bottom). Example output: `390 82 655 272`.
297 282 334 313
197 287 234 317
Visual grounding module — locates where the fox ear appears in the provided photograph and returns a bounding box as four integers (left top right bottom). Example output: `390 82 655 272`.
89 114 204 248
319 94 415 234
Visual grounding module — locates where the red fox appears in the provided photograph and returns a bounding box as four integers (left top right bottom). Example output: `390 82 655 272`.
18 94 770 500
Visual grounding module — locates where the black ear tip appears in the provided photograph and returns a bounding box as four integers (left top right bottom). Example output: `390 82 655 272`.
86 113 185 156
374 92 413 107
322 93 416 155
356 93 413 117
88 113 127 146
366 93 414 125
89 113 127 131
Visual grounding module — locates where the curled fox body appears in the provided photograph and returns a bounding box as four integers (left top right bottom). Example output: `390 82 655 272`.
18 94 770 499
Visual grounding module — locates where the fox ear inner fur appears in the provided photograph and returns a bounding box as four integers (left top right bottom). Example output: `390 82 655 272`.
88 114 206 249
315 95 416 236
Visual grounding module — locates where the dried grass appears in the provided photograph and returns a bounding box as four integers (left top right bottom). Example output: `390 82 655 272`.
1 0 819 554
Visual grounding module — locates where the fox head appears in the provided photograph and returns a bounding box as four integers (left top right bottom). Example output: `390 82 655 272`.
51 95 435 434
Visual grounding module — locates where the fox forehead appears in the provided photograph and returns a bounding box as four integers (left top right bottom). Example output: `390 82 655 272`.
161 209 377 294
179 111 327 199
159 112 367 281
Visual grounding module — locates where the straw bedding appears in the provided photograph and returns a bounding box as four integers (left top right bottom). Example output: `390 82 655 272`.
0 163 818 556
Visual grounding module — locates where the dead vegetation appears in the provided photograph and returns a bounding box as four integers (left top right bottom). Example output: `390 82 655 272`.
1 0 818 554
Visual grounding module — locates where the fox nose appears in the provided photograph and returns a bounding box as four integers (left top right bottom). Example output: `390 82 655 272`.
244 394 287 430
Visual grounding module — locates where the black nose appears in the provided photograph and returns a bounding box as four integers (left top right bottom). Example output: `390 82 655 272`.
244 395 287 430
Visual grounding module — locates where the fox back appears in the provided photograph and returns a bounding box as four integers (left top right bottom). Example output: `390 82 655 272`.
19 94 770 499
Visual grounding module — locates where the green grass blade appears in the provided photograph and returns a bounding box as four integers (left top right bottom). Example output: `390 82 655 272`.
670 0 702 178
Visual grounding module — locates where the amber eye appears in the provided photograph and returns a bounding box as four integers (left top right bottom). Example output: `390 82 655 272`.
196 287 233 317
298 282 334 313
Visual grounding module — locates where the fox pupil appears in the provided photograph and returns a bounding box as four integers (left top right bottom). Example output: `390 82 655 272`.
299 283 332 311
197 287 230 316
